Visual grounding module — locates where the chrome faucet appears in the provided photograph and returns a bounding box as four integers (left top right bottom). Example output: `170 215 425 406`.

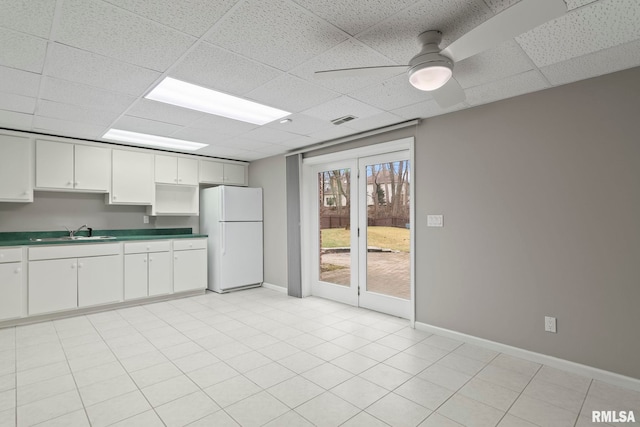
66 224 88 238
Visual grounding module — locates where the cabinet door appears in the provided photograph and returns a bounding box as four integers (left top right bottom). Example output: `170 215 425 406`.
199 160 223 184
78 255 122 307
155 155 177 184
0 134 32 201
177 158 198 186
0 263 22 320
224 163 246 186
36 140 74 189
124 253 148 300
75 145 110 191
173 249 207 292
29 258 77 315
148 251 171 296
112 150 153 204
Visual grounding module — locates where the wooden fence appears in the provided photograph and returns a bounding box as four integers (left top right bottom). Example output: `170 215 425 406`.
320 216 409 229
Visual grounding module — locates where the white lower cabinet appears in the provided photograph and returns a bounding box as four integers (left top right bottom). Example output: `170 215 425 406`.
149 251 171 296
124 250 171 300
29 258 78 316
0 262 22 320
173 239 207 292
78 255 121 307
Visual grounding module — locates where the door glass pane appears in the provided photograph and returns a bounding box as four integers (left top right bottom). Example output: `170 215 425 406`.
318 169 351 286
365 160 410 299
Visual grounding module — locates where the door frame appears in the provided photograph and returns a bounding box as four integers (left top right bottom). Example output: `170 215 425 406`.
301 137 415 323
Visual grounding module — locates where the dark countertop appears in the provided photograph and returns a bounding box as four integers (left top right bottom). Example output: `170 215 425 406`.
0 228 207 247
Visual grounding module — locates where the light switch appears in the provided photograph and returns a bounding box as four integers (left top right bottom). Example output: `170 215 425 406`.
427 215 443 227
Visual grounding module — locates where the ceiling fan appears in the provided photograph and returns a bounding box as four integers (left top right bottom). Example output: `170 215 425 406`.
315 0 567 108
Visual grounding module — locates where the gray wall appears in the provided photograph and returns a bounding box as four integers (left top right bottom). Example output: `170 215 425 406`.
249 154 288 289
0 191 198 232
415 67 640 379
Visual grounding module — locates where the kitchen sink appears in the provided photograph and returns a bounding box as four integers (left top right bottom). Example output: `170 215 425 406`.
30 236 117 242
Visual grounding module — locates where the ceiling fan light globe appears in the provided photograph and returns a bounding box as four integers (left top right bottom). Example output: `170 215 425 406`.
409 65 452 91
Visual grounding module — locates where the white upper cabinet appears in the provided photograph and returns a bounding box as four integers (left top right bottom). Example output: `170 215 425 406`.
199 160 247 186
111 149 153 205
35 140 110 192
0 134 33 202
155 155 198 186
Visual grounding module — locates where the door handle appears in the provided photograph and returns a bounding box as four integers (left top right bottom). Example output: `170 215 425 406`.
221 224 226 255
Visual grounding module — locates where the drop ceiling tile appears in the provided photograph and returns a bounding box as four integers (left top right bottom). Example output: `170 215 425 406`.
343 112 405 132
290 0 419 36
264 113 334 136
103 0 237 37
308 124 359 142
0 28 47 73
187 113 259 135
302 96 385 122
0 0 55 38
205 0 348 71
56 0 196 71
0 66 41 97
219 138 277 151
241 127 301 144
484 0 598 13
41 77 136 113
170 127 235 145
516 0 640 68
36 100 120 126
247 75 339 113
465 70 550 106
197 144 253 160
540 39 640 86
171 42 282 96
276 135 321 148
127 99 205 127
33 116 107 138
46 43 161 96
255 143 293 155
111 115 184 136
291 38 402 93
454 40 533 88
357 0 494 64
391 99 468 120
349 74 431 110
233 151 266 161
0 92 36 114
0 109 33 130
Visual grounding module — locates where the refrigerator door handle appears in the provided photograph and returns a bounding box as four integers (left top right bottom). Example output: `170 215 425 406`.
221 223 226 255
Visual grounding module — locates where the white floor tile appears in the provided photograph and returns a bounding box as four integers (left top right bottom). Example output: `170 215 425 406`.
17 374 76 406
330 352 378 375
437 394 505 427
359 363 413 390
301 363 353 389
0 388 15 412
330 376 389 409
395 376 455 410
16 362 69 388
276 351 325 374
187 361 239 389
0 407 14 427
295 391 360 427
188 410 241 426
306 342 351 361
509 395 578 427
418 363 473 391
419 412 464 426
490 354 541 377
366 392 432 427
119 351 168 373
376 334 417 351
475 365 533 393
226 351 272 373
78 374 137 407
267 375 324 408
108 410 164 427
354 342 399 362
72 361 126 388
384 352 435 375
84 390 151 427
458 377 520 411
204 375 262 408
523 377 586 414
141 375 199 407
437 353 488 376
226 391 289 427
421 335 463 352
257 341 300 360
340 411 390 427
533 365 591 395
155 391 220 427
263 410 315 426
244 362 295 389
129 361 183 389
17 389 83 426
0 374 14 393
172 350 219 373
496 414 539 427
33 409 89 427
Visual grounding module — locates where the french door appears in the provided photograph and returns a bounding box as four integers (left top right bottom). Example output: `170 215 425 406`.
303 142 413 319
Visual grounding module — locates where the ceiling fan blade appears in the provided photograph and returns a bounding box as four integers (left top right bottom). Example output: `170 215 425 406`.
314 65 408 79
441 0 566 63
431 78 465 108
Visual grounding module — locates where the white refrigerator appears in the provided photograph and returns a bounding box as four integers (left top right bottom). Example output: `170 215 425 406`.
200 186 263 293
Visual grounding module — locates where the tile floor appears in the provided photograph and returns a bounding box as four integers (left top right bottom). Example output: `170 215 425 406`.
0 287 638 426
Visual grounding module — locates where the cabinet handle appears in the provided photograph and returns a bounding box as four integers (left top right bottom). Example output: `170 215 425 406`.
71 264 76 269
174 178 178 182
146 245 150 250
15 268 21 274
78 263 83 269
143 258 147 263
74 182 79 186
67 181 73 186
23 191 28 195
149 257 153 262
113 195 117 200
174 256 178 260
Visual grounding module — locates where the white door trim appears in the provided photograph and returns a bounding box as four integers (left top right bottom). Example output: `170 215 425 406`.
301 137 415 322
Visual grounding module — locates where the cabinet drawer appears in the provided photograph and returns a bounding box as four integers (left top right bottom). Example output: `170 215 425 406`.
29 243 120 261
124 240 170 254
0 247 22 263
173 239 207 251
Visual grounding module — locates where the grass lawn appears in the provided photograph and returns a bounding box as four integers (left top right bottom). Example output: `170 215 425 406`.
321 226 410 252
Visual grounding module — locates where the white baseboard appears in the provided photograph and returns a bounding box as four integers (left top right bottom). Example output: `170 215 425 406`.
415 322 640 392
262 282 287 293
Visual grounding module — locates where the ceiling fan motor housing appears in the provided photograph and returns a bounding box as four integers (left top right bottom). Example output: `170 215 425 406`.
408 31 454 91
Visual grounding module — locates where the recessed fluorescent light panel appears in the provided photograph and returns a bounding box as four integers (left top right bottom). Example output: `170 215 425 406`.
103 129 208 151
146 77 291 125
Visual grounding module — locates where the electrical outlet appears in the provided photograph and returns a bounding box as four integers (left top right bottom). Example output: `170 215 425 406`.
143 215 149 224
545 316 557 333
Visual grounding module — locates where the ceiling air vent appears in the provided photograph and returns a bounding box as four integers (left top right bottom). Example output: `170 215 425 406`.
331 115 357 125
